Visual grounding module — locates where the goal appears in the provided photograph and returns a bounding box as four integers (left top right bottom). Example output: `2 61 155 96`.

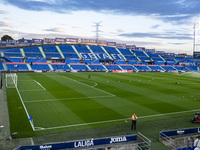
6 73 18 88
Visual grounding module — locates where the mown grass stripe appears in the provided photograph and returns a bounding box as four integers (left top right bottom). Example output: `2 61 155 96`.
35 108 200 131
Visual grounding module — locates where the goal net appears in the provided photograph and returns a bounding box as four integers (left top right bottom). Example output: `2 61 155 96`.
6 73 18 88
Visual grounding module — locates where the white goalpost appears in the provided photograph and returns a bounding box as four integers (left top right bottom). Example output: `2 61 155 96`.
6 73 18 88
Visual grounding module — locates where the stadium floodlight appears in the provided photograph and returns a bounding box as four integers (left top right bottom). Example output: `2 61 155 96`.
193 18 200 58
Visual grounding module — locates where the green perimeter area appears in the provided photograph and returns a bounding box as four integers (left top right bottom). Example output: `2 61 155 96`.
5 72 200 149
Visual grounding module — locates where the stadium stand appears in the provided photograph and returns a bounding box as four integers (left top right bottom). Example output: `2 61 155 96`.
104 64 122 71
162 56 176 65
0 62 4 70
118 48 138 63
134 64 150 71
0 44 199 72
161 65 176 71
70 63 89 71
88 45 105 53
51 63 71 71
74 45 91 53
187 66 198 71
148 65 164 71
133 50 151 62
88 64 106 71
6 62 28 71
146 52 165 63
119 64 137 71
41 45 62 58
2 48 23 58
23 47 43 58
174 65 189 71
176 146 195 150
30 63 50 70
103 46 119 54
58 45 80 60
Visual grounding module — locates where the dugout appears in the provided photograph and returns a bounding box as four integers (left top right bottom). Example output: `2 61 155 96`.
159 127 200 150
15 132 151 150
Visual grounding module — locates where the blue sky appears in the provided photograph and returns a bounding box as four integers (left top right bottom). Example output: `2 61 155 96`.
0 0 200 54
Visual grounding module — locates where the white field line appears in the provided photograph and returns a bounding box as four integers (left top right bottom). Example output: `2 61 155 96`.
35 109 200 131
24 95 114 103
14 83 35 131
20 89 44 92
78 80 98 87
62 76 115 97
34 80 46 90
18 80 35 82
30 138 34 145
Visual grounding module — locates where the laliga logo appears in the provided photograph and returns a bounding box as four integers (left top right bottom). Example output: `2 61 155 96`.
40 145 52 150
110 136 127 144
74 139 94 148
177 130 185 135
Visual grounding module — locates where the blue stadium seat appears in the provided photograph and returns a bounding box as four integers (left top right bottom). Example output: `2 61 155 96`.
187 66 198 71
135 65 150 71
30 64 50 70
70 64 89 71
161 65 176 71
1 48 21 53
174 66 189 71
45 53 61 58
105 65 122 71
0 62 4 70
148 65 164 71
4 52 23 57
42 45 58 52
51 64 71 71
25 53 43 58
89 45 104 53
134 51 146 57
23 47 40 53
118 48 133 55
58 45 75 53
74 45 90 53
6 63 28 71
63 53 79 59
88 64 106 71
120 65 137 71
103 46 119 54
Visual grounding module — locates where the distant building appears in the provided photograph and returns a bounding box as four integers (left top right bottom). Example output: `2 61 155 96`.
126 45 136 50
145 49 155 54
136 47 145 51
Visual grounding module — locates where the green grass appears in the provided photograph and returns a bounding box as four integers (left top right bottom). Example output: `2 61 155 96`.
6 72 200 144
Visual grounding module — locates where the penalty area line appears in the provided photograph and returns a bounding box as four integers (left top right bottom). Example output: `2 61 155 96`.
62 76 115 97
24 95 115 103
34 109 200 131
34 80 46 90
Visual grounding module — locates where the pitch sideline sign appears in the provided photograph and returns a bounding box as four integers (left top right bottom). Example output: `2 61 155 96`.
20 134 137 150
160 127 200 137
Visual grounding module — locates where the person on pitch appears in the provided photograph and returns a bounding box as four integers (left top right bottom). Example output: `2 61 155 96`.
131 113 137 130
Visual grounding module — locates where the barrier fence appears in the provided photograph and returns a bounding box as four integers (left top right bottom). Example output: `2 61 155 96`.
159 127 200 150
15 133 151 150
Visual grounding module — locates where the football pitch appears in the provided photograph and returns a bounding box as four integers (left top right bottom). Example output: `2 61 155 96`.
6 72 200 139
